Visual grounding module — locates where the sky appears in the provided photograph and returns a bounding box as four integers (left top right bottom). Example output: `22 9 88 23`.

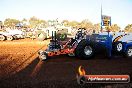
0 0 132 29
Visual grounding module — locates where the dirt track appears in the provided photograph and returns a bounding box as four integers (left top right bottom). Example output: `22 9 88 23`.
0 39 132 88
0 39 49 78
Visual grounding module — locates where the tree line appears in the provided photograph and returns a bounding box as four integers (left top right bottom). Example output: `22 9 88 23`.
0 16 132 32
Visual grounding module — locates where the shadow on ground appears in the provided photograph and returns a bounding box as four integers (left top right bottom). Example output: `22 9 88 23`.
0 55 132 88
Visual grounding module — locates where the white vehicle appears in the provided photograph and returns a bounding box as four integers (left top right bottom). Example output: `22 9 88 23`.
0 29 25 41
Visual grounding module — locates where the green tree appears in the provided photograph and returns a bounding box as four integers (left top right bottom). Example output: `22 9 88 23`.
0 21 3 29
0 21 3 25
29 16 47 28
22 18 27 22
93 23 100 33
80 19 94 29
4 18 20 27
38 20 47 28
109 24 120 32
29 16 39 28
21 18 28 28
69 21 79 27
62 20 69 26
124 24 132 32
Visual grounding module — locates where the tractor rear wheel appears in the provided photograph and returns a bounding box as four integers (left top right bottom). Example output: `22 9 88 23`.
0 35 6 41
75 40 95 59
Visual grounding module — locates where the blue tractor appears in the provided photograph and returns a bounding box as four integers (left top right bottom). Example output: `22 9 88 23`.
76 31 132 59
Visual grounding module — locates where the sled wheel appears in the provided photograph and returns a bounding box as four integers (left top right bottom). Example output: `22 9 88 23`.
38 50 48 61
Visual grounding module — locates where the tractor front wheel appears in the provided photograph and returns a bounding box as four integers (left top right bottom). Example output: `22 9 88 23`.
113 42 123 53
125 47 132 58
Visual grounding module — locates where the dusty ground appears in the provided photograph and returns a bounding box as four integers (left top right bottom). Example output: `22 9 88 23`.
0 39 132 88
0 39 49 78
